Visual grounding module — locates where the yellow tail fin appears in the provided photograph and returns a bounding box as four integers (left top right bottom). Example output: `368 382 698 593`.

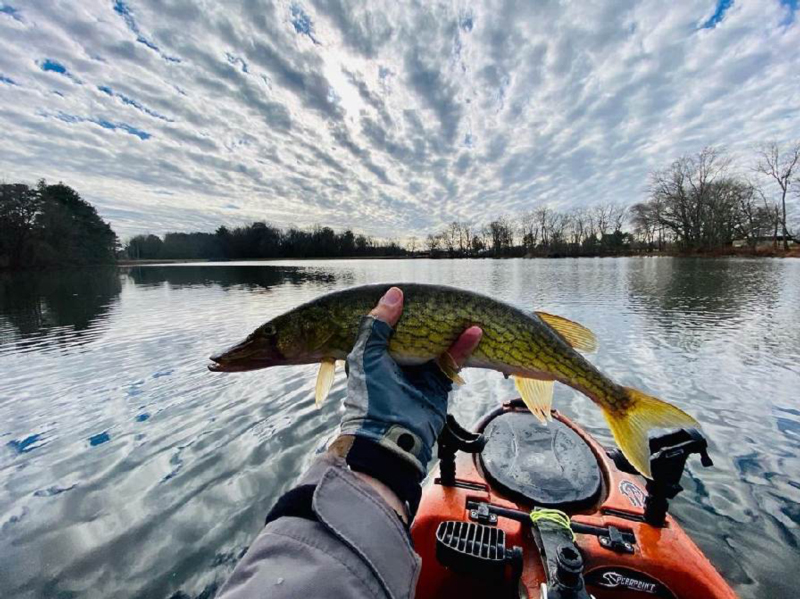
603 387 699 479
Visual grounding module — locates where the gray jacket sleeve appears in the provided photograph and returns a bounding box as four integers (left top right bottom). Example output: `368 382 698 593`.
216 453 422 599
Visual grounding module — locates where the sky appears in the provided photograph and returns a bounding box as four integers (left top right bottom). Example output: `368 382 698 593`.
0 0 799 240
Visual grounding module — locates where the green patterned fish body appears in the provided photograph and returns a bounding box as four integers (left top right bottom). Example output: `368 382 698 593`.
209 283 697 478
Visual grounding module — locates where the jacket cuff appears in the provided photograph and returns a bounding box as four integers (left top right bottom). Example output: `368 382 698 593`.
274 453 421 598
329 435 423 517
311 459 421 599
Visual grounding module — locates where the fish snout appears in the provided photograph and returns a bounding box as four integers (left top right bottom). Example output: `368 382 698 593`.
208 335 281 372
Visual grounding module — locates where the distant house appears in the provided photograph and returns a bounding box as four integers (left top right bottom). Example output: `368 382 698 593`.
732 234 797 248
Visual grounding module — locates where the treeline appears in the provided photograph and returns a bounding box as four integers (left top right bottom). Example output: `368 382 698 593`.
417 203 631 258
0 181 118 270
422 143 798 257
124 223 407 260
632 144 799 252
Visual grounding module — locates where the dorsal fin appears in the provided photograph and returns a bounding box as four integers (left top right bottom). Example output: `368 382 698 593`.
535 312 598 352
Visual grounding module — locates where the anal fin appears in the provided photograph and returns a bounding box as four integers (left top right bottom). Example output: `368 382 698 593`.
513 376 554 424
315 359 336 408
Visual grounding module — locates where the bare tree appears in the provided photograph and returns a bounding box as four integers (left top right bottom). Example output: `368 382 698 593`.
440 224 457 255
630 202 656 248
755 141 800 250
611 203 627 232
407 236 418 254
535 207 550 247
592 204 612 239
648 147 731 250
732 183 774 250
519 210 540 253
546 210 568 247
461 222 473 255
425 233 441 253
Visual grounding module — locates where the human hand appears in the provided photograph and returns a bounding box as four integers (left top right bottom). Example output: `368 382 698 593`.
336 287 482 477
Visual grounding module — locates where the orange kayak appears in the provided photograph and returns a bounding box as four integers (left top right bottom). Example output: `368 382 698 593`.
411 400 738 599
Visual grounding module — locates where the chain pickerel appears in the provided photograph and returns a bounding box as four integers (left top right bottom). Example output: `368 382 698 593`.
208 283 698 478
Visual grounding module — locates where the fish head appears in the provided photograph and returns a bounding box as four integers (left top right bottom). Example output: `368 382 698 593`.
208 307 341 372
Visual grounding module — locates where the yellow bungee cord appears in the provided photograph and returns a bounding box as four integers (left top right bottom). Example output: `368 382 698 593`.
529 508 576 541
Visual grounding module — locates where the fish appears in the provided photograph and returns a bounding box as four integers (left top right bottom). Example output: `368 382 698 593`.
208 283 698 478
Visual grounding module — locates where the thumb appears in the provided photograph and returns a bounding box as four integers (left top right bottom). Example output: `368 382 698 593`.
369 287 403 327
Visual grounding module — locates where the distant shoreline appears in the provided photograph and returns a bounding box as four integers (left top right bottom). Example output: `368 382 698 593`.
115 247 799 267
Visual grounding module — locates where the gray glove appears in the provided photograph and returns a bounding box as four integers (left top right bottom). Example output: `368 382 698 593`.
327 286 482 518
339 315 453 476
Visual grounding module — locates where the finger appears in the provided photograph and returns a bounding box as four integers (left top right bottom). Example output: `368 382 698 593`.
447 326 483 368
369 287 404 327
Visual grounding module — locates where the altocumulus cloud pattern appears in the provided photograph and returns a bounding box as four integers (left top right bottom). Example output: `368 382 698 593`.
0 0 798 239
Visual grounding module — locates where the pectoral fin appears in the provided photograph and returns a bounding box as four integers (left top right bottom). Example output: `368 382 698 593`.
436 352 465 386
315 359 336 408
535 312 598 352
513 376 554 425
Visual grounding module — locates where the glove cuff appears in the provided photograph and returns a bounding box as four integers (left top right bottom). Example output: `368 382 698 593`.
329 435 423 519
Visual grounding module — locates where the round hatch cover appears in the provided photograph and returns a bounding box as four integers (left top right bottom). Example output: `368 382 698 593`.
479 411 602 510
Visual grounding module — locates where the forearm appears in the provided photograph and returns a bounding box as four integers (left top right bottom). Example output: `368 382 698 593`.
217 451 421 599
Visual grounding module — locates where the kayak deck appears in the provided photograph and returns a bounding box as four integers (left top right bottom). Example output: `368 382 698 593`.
411 404 738 599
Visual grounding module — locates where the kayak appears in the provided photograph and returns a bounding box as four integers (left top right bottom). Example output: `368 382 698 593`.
411 399 738 599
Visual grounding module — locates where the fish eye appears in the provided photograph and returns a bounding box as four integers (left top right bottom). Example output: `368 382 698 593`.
262 324 277 336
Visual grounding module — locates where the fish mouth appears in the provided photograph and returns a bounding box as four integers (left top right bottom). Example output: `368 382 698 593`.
208 337 282 372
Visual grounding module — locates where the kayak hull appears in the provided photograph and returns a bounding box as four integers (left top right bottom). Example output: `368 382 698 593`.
411 403 738 599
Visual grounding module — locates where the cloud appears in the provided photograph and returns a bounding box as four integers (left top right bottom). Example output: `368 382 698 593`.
0 0 798 240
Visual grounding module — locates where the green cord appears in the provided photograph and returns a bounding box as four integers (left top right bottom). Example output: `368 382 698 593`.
530 508 576 541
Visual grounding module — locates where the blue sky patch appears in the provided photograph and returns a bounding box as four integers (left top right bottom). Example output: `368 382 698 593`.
119 123 152 140
7 433 42 454
97 84 172 121
702 0 734 28
137 35 158 51
82 117 152 139
291 4 319 43
55 111 82 123
40 59 67 74
779 0 797 24
88 431 110 446
0 4 21 20
113 0 138 33
113 0 180 62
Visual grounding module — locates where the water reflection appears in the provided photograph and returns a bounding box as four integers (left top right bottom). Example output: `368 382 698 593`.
124 264 337 290
627 258 782 320
0 267 121 350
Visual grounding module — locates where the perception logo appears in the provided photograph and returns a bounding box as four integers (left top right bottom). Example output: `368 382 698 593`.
600 571 657 593
586 567 675 598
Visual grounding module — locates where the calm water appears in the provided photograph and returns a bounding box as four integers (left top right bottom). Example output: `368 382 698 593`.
1 258 798 598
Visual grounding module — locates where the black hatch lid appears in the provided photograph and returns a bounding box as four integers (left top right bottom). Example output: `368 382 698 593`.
479 411 602 511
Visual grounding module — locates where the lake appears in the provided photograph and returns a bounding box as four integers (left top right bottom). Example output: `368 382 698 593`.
1 258 799 598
